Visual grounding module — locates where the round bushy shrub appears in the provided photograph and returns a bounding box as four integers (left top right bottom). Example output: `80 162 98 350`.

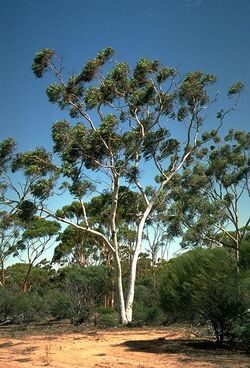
160 248 243 342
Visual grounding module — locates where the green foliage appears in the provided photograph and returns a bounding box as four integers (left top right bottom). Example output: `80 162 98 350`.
240 238 250 271
0 138 16 174
30 178 55 200
85 87 102 109
21 218 60 239
167 130 250 254
32 48 54 78
13 292 43 322
56 265 110 324
96 306 119 327
160 248 243 342
133 58 160 85
228 82 244 96
156 67 176 83
12 147 55 176
16 200 37 222
133 277 165 325
232 314 250 345
29 47 230 199
0 288 42 322
5 263 54 293
43 289 72 320
46 83 63 103
232 268 250 344
0 288 16 320
53 225 100 266
77 47 114 83
179 71 216 108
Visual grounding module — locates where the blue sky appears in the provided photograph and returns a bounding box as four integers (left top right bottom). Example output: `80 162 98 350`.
1 0 250 260
1 0 249 151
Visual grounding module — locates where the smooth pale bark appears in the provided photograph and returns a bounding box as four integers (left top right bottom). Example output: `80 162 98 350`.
125 204 153 322
0 260 4 286
124 154 193 322
110 175 130 324
113 250 128 324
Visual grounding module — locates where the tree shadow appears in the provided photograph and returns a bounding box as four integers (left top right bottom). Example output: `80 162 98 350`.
0 342 13 348
121 337 250 365
0 341 24 349
14 358 31 362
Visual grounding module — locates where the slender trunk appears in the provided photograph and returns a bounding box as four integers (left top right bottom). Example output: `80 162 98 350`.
235 230 240 273
151 244 158 289
152 259 157 290
110 174 128 324
236 243 240 273
0 260 4 286
125 173 178 321
111 281 115 308
104 247 114 308
22 264 32 293
125 205 153 322
113 250 128 324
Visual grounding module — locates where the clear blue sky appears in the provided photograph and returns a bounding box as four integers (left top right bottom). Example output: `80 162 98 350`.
1 0 250 260
1 0 249 151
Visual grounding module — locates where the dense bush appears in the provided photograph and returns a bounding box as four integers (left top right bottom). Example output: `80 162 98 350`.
52 265 111 324
239 239 250 271
2 246 248 334
0 288 42 323
43 289 73 320
232 313 250 345
95 306 119 327
0 288 16 321
133 277 166 325
160 248 243 342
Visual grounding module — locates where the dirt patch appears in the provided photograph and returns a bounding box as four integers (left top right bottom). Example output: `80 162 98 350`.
0 326 249 368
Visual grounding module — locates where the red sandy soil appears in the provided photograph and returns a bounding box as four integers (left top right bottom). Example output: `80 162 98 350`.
0 326 249 368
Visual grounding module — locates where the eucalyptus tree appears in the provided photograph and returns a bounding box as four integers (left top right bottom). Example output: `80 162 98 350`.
53 188 143 267
52 201 102 266
0 138 56 218
0 211 21 286
167 129 250 263
1 48 242 323
13 218 60 292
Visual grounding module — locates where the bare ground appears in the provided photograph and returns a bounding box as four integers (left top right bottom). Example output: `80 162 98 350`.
0 325 249 368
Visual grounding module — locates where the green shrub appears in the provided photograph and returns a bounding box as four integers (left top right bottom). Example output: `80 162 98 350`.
232 313 250 345
133 277 166 325
0 289 43 323
160 248 243 342
0 288 16 320
14 292 43 323
96 306 118 327
43 289 72 320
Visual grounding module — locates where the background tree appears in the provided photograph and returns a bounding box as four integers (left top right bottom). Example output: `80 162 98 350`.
13 218 60 292
5 262 54 293
55 265 112 325
167 130 250 262
144 209 172 287
0 212 21 286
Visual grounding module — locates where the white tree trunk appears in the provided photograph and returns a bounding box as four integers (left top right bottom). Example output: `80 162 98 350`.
125 205 153 322
113 250 128 324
